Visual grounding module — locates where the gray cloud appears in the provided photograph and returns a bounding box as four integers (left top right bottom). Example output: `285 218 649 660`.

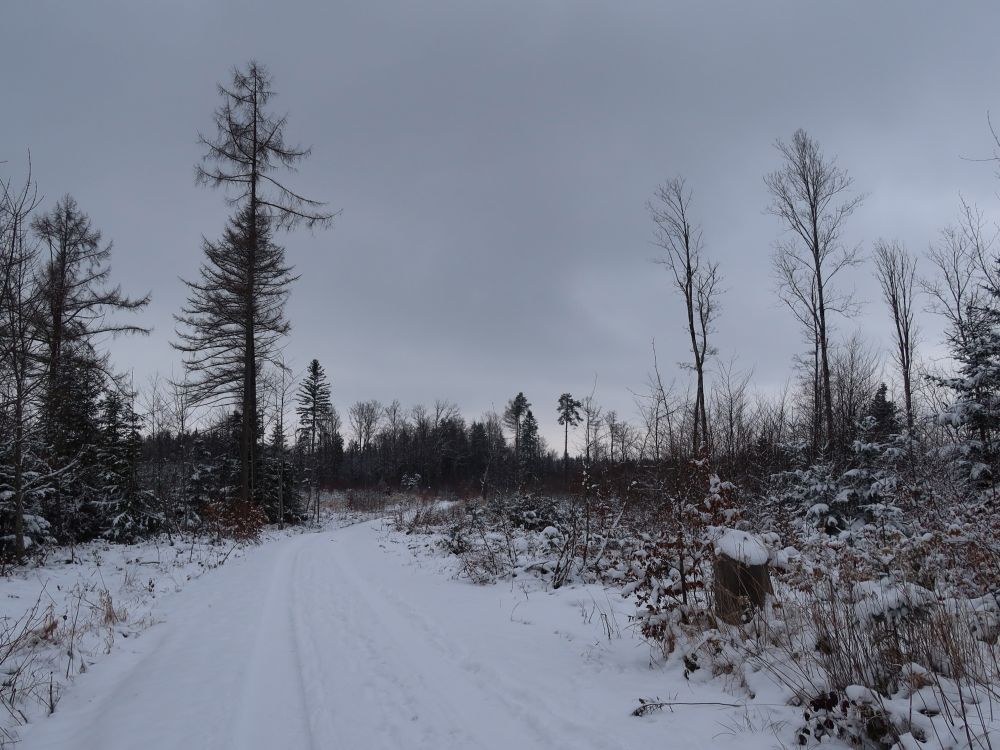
4 1 999 446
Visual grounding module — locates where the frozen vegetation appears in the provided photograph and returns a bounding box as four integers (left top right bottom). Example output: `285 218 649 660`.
4 485 999 750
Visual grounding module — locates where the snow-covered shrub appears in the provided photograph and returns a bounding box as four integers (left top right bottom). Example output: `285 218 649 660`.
103 491 162 543
747 559 1000 750
393 496 465 535
797 689 895 749
412 490 631 587
488 493 567 533
450 503 524 584
624 465 747 655
0 512 55 559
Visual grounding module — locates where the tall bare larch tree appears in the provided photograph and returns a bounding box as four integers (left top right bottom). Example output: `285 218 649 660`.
176 61 335 505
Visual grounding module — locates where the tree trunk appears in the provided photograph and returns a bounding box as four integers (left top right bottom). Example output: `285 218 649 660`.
695 365 707 456
563 421 569 488
812 222 835 453
13 391 25 556
900 329 913 431
240 76 261 506
812 330 821 459
685 271 702 456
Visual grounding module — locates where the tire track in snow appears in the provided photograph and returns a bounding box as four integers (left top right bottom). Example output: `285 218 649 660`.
302 528 621 750
227 536 317 750
293 534 486 749
18 524 643 750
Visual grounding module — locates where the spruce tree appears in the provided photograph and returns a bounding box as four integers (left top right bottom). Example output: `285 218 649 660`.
261 419 299 525
175 204 295 508
936 302 1000 488
519 409 541 483
296 359 333 522
30 196 148 542
316 425 344 489
467 421 490 483
185 434 219 530
96 391 160 542
867 383 899 442
43 353 103 542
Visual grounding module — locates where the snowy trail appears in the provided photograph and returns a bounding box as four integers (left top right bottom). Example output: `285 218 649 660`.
18 521 783 750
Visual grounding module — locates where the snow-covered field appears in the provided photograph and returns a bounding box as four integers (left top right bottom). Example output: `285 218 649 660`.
5 515 801 750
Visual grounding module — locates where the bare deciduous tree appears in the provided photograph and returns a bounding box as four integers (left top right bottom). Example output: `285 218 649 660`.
636 342 680 462
381 399 408 478
580 393 603 465
923 198 996 349
873 239 918 429
349 400 382 455
830 333 881 445
766 129 864 454
711 359 753 470
0 161 44 554
648 177 720 455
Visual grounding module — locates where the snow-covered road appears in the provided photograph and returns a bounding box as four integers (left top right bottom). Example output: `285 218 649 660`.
18 521 788 750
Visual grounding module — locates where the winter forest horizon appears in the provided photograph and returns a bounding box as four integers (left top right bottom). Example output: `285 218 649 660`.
4 52 995 536
4 5 1000 749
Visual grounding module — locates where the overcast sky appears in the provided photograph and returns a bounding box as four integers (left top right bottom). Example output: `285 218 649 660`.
4 1 1000 448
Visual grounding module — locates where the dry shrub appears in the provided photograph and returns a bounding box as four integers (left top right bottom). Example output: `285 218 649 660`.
205 500 267 541
453 505 522 584
95 590 126 628
346 489 389 514
624 466 745 655
393 498 465 535
28 607 58 646
0 592 53 734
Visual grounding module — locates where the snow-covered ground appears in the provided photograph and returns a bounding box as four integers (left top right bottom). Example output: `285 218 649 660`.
0 528 309 746
10 518 800 750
